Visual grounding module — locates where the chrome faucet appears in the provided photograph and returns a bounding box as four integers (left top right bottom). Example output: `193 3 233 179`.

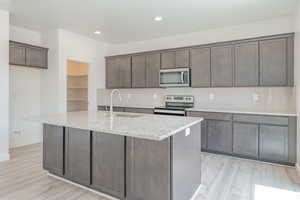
110 89 122 116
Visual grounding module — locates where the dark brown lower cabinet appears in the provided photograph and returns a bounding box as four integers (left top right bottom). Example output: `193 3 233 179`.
43 124 64 176
207 120 233 154
91 132 125 199
187 111 297 166
65 128 91 186
259 125 289 162
233 123 259 159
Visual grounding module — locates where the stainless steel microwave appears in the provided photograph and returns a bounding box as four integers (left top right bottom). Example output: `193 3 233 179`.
159 68 190 88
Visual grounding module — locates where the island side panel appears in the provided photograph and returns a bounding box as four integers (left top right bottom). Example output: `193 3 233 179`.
172 122 201 200
126 137 171 200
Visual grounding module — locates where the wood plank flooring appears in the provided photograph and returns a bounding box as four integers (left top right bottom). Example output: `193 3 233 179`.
0 144 300 200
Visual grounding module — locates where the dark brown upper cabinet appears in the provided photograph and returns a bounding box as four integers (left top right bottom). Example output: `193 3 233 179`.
132 55 146 88
118 56 132 88
190 47 211 87
259 38 291 86
146 53 160 88
235 42 259 86
106 56 131 89
9 41 48 69
9 42 26 66
161 49 189 69
106 57 120 89
105 33 294 89
211 45 234 87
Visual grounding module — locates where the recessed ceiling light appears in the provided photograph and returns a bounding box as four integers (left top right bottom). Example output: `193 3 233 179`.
94 31 101 35
154 16 163 21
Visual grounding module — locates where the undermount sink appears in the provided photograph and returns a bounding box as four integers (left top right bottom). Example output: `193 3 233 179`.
115 113 141 118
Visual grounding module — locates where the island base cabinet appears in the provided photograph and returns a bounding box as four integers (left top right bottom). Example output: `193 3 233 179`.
43 124 64 176
126 123 201 200
126 137 171 200
65 128 91 186
91 132 125 199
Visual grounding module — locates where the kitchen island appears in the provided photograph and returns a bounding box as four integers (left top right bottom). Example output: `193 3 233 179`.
31 111 203 200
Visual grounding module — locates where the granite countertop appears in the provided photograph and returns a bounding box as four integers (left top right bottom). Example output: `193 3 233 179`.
30 111 203 141
186 108 296 117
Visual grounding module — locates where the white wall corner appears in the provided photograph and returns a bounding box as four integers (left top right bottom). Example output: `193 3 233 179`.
0 153 10 162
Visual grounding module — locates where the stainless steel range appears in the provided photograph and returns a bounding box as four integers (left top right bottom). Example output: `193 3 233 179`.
154 95 194 116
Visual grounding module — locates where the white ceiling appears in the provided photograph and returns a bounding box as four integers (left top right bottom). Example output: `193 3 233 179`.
2 0 297 44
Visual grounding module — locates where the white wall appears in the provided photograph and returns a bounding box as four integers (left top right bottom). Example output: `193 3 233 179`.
0 10 9 161
293 1 300 173
57 29 108 113
108 16 294 55
40 30 60 115
9 26 44 148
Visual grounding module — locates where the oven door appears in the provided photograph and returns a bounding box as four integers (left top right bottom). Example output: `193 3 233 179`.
160 68 190 87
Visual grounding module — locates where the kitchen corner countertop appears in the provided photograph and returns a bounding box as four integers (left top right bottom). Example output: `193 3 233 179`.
29 111 203 141
186 108 297 117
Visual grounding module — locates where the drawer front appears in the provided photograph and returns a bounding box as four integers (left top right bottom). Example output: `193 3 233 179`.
233 114 288 125
187 111 232 121
124 107 154 114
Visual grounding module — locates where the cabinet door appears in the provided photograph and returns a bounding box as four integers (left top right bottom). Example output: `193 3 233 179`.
65 128 91 186
259 125 288 162
161 49 189 69
175 49 189 67
106 58 119 89
190 47 211 87
235 42 259 86
43 124 64 176
233 123 258 158
118 56 132 88
211 45 234 87
207 120 232 153
146 53 160 88
26 47 48 68
92 132 125 199
126 138 171 200
161 51 175 69
260 39 287 86
132 55 146 88
9 43 26 66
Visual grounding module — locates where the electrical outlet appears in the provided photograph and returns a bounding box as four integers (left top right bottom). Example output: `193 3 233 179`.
209 93 215 101
12 130 21 136
153 93 157 99
252 93 259 101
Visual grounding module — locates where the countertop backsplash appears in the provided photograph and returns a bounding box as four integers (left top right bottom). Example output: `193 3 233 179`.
97 87 296 114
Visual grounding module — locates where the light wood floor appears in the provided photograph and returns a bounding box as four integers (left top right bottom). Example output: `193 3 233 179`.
1 144 300 200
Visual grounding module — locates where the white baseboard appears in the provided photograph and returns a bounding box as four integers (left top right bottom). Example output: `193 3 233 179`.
296 163 300 177
0 153 10 162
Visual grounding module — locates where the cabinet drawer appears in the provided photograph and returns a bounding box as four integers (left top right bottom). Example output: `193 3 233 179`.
233 114 288 125
124 107 153 114
187 111 232 121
